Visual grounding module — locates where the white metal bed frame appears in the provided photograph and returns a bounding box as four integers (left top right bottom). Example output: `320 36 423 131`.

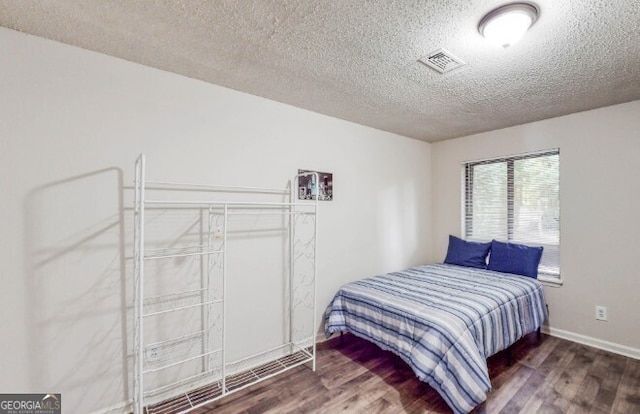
133 154 318 414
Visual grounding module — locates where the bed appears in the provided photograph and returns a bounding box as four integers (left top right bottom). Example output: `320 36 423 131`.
324 263 548 414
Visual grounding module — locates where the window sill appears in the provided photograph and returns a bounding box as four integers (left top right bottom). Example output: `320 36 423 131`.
538 274 563 287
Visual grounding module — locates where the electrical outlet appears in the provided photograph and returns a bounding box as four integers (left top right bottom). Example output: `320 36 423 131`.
146 347 160 362
595 306 608 321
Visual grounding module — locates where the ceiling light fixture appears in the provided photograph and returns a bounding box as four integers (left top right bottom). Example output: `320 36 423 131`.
478 2 539 48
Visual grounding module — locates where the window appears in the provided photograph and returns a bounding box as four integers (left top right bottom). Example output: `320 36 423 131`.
464 149 560 279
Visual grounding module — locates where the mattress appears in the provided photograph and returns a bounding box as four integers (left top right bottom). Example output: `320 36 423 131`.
324 263 548 413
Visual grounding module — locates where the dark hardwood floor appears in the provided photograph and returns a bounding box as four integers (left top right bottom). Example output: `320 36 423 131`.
197 333 640 413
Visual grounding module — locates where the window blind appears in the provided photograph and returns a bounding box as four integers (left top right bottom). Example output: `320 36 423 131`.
464 149 560 277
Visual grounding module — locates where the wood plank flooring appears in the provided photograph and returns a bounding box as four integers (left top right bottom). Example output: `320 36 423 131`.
195 333 640 413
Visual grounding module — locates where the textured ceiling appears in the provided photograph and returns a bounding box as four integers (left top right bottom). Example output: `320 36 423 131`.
1 0 639 142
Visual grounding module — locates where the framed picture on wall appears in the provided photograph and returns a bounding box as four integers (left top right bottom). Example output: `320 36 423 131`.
298 169 333 201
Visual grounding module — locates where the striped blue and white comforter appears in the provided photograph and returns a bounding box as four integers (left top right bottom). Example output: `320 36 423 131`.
324 263 547 414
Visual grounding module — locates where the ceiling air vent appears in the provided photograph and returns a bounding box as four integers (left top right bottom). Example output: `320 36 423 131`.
419 48 466 74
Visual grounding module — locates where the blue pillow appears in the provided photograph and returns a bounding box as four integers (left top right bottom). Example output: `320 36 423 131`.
487 240 543 278
444 235 491 269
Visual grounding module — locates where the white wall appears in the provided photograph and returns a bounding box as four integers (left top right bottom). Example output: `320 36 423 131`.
0 28 431 412
431 100 640 354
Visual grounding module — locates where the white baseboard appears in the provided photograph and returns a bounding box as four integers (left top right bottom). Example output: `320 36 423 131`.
542 326 640 360
316 331 329 344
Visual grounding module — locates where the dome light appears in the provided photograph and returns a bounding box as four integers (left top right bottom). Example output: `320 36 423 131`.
479 2 540 48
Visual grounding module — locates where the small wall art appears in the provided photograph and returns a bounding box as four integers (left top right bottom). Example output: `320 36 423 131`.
298 169 333 201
